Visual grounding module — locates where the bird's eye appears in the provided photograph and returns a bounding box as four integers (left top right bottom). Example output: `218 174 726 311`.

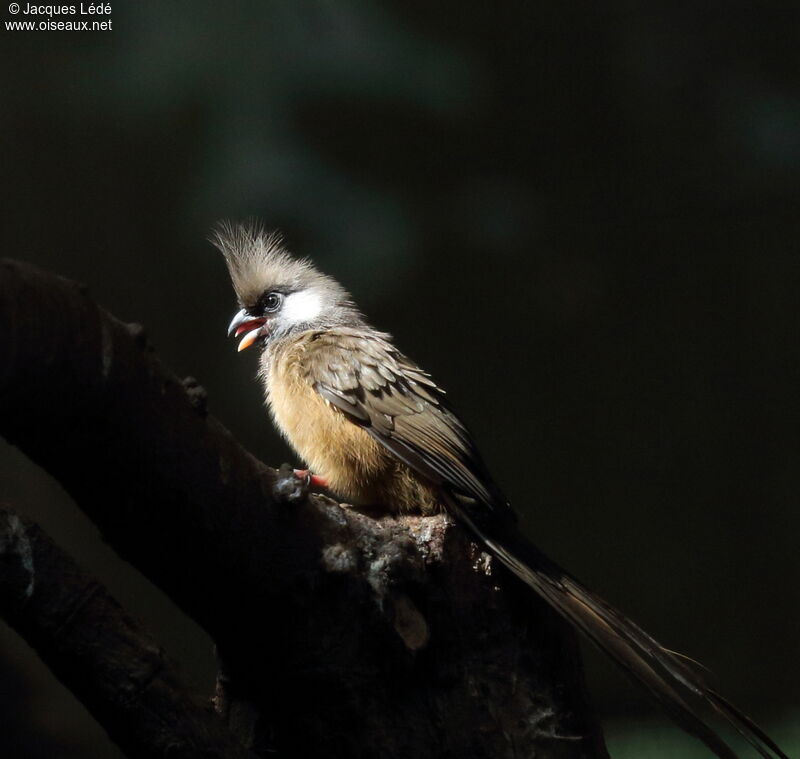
262 292 282 312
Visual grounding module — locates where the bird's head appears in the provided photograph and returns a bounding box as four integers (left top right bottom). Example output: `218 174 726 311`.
214 222 363 351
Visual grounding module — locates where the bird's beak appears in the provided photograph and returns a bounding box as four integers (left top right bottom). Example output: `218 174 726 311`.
227 308 267 352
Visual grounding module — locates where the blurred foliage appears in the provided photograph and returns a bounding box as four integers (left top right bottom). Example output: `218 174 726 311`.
1 1 799 756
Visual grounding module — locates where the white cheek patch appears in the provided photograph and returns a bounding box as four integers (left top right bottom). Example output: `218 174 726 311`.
283 290 323 324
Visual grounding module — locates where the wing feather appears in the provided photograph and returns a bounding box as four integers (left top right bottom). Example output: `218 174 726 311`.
305 327 788 759
307 328 510 515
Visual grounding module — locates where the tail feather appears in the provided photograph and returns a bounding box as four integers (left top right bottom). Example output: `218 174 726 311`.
446 496 788 759
706 690 790 759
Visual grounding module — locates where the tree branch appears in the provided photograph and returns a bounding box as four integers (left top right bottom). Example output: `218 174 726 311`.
0 259 608 758
0 507 259 759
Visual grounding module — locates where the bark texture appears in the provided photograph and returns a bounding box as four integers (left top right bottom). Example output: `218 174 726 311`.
0 258 609 759
0 507 259 759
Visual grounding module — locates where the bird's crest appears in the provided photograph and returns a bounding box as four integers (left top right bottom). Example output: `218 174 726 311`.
212 221 320 308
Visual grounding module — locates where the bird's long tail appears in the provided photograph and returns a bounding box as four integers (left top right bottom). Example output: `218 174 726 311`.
445 496 788 759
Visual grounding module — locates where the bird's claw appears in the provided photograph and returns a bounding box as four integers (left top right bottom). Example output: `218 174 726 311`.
293 469 329 490
272 464 329 505
273 463 308 504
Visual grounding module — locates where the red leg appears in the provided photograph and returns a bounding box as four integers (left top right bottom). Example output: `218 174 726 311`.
293 469 329 490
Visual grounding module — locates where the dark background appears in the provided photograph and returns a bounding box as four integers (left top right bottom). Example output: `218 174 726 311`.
1 3 799 756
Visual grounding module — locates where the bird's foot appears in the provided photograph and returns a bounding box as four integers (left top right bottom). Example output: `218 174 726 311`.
273 463 309 504
293 469 329 490
272 464 329 505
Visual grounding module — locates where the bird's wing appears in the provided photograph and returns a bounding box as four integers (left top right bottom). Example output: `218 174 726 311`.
305 327 789 759
306 328 512 519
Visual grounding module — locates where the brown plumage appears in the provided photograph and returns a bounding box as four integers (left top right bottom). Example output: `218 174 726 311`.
216 221 787 759
267 329 442 512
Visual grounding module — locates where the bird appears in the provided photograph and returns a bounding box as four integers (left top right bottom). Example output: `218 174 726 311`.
216 221 787 759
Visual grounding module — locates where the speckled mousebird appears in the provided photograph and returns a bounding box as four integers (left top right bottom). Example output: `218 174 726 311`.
216 221 786 759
